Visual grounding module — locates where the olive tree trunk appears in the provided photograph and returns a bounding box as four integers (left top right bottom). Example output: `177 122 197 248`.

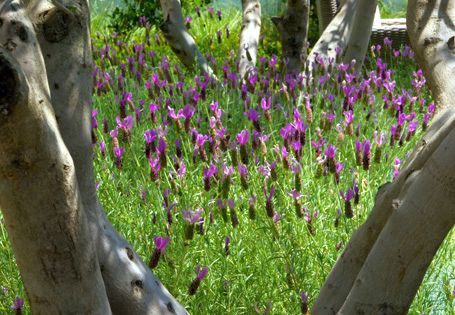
239 0 261 78
315 0 339 35
342 0 378 71
0 0 187 314
159 0 214 77
407 0 455 110
271 0 309 74
313 0 455 313
307 0 356 68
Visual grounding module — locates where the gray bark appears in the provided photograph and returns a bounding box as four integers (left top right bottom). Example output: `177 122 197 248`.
0 0 188 314
313 0 455 313
0 1 110 313
159 0 214 77
271 0 309 74
407 0 455 109
315 0 339 35
307 0 356 68
239 0 261 78
342 0 379 71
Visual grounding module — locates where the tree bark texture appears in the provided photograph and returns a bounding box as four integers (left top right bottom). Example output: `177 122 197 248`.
0 0 188 314
307 0 356 68
313 0 455 313
315 0 339 35
342 0 379 71
239 0 261 79
0 1 110 313
407 0 455 109
271 0 309 74
159 0 214 77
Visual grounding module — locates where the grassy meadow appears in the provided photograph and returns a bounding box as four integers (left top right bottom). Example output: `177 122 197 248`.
0 3 454 314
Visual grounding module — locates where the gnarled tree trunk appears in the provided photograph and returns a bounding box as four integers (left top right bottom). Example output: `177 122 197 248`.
159 0 214 77
239 0 261 79
0 0 187 314
313 0 455 313
271 0 309 74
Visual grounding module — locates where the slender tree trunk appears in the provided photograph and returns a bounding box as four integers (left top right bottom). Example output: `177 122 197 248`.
271 0 309 74
314 0 455 313
307 0 356 68
159 0 214 77
342 0 378 71
407 0 455 110
315 0 339 35
0 0 188 314
239 0 261 79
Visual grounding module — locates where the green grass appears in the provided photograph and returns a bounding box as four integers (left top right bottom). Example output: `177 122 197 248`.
0 3 454 315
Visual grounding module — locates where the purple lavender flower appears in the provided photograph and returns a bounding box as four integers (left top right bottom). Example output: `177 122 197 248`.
185 16 192 28
183 209 203 240
11 296 24 315
181 104 195 132
238 163 249 190
344 110 354 135
99 141 106 157
182 208 203 225
228 199 239 228
116 115 134 142
113 147 125 169
92 110 98 129
237 129 250 164
334 162 344 184
157 138 167 167
393 158 401 179
261 97 272 121
221 165 234 199
355 139 363 166
340 188 355 218
149 236 170 269
272 212 282 224
325 144 337 173
189 265 209 295
281 146 290 169
374 131 385 163
264 185 276 218
149 156 160 181
363 139 371 171
144 129 157 158
245 109 261 132
149 103 159 123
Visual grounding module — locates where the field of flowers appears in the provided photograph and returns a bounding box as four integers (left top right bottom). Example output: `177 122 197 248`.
0 4 454 315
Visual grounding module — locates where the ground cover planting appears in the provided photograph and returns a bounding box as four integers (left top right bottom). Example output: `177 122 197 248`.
0 5 454 314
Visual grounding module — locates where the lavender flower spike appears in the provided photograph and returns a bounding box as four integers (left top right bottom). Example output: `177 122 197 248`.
189 265 209 295
149 236 170 269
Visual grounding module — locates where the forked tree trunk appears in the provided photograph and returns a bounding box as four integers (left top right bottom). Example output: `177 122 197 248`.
271 0 309 74
0 0 187 314
342 0 378 71
239 0 261 79
313 0 455 313
159 0 214 77
307 0 356 67
0 1 110 313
